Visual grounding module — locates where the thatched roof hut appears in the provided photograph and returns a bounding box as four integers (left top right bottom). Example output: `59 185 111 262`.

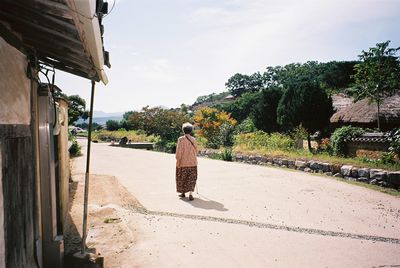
331 93 353 111
330 93 400 130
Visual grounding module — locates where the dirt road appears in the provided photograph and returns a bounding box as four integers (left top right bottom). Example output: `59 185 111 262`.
67 141 400 267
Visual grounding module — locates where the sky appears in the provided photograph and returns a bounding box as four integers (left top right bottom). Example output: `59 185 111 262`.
56 0 400 113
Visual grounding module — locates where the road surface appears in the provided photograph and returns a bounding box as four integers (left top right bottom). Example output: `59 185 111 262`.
69 141 400 268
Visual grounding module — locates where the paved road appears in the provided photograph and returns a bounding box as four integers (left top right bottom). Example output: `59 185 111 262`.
73 141 400 267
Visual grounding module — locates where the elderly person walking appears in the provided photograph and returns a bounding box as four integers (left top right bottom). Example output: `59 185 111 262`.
175 122 198 201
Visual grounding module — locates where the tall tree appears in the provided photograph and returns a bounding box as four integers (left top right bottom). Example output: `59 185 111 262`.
252 86 283 133
120 110 135 130
320 61 358 90
106 120 121 131
263 62 322 89
348 41 400 130
277 78 334 151
225 72 265 97
222 91 261 122
68 95 89 125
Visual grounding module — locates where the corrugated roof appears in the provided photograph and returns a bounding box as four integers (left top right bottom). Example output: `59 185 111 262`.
0 0 108 82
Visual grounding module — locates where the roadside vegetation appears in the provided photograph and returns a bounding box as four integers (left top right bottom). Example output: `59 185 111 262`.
70 41 400 172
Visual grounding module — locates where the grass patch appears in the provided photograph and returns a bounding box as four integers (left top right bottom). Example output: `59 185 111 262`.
103 217 121 224
91 129 159 143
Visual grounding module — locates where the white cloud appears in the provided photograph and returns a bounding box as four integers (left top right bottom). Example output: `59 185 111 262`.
57 0 400 112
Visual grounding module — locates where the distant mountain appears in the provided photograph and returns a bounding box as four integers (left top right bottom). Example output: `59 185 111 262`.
76 115 123 125
93 110 124 118
91 116 123 125
76 111 124 125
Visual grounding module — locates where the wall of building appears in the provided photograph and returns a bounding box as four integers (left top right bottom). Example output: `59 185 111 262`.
0 142 4 268
0 37 31 125
0 37 38 267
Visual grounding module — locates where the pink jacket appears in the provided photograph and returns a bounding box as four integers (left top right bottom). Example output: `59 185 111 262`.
176 135 198 167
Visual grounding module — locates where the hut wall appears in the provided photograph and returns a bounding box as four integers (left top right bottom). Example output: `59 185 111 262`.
0 37 38 267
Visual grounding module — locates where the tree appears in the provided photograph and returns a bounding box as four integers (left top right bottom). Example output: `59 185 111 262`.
122 111 135 121
320 61 358 90
68 95 89 125
225 72 265 97
180 103 189 114
277 79 334 151
252 86 283 133
193 107 237 148
106 120 121 131
348 41 400 130
127 106 190 142
263 62 321 89
193 92 230 106
222 91 261 122
75 122 102 131
120 110 135 130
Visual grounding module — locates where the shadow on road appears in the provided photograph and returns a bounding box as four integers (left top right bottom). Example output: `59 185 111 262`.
182 195 228 211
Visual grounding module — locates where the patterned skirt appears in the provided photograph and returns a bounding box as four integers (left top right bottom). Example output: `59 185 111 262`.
176 166 197 193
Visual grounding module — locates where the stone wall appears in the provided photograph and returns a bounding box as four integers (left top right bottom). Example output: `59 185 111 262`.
199 150 400 190
347 140 390 159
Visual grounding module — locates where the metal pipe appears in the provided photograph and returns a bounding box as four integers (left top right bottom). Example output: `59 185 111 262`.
81 80 96 254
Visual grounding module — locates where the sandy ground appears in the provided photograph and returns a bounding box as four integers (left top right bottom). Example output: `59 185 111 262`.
66 141 400 268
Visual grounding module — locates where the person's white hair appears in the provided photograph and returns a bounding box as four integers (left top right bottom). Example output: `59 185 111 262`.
182 122 193 134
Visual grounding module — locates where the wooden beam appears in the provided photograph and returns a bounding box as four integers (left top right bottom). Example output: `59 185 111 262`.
28 0 73 19
0 10 83 47
41 57 100 82
35 48 93 74
23 36 92 68
1 3 78 37
0 22 25 54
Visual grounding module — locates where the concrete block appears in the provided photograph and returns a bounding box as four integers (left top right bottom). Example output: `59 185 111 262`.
386 172 400 188
358 168 370 179
340 165 353 176
370 169 387 181
350 168 359 178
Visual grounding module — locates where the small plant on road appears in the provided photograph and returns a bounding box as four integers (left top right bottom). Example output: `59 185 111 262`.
221 148 233 161
69 138 82 157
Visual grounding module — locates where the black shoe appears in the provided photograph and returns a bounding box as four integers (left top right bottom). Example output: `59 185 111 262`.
189 195 194 201
179 193 185 198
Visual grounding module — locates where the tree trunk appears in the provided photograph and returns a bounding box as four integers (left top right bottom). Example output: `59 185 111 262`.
307 133 312 152
377 100 381 131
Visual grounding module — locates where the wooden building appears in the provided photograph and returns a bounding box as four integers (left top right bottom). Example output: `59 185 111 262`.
0 0 109 267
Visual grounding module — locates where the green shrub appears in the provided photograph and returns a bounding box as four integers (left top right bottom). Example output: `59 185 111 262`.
234 117 257 134
234 131 295 151
220 122 236 147
155 140 177 153
330 126 365 156
389 128 400 159
69 139 82 157
221 148 233 161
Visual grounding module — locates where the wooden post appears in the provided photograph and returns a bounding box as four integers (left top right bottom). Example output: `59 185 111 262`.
81 80 95 254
